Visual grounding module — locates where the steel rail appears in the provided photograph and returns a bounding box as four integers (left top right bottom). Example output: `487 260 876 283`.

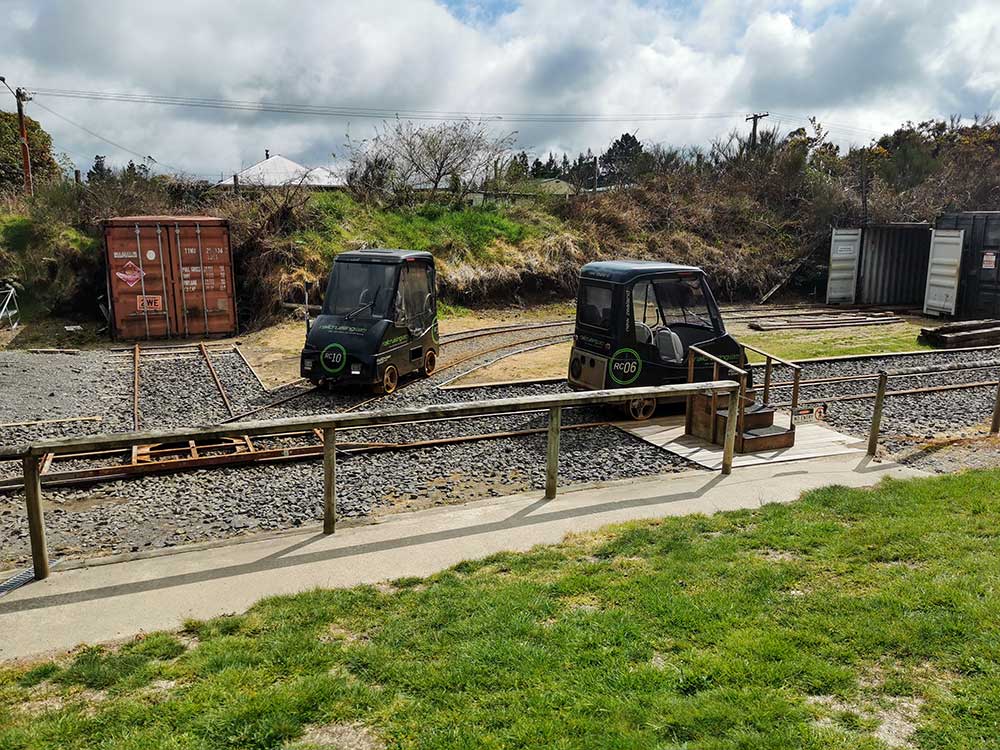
766 361 1000 390
228 330 575 423
0 420 616 491
132 344 140 430
776 378 1000 407
439 319 573 344
200 342 235 416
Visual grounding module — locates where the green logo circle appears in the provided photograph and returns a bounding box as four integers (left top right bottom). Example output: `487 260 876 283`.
608 347 642 385
320 343 348 374
431 322 439 344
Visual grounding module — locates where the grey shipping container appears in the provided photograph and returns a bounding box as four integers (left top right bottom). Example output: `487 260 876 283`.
827 223 931 306
826 212 1000 318
934 211 1000 319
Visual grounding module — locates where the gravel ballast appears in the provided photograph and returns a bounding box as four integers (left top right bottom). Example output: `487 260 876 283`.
2 340 999 569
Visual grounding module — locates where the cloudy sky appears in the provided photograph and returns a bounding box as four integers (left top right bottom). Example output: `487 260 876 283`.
3 0 999 179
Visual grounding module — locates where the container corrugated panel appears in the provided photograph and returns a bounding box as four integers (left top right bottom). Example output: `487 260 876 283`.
936 212 1000 319
105 216 237 340
858 225 931 306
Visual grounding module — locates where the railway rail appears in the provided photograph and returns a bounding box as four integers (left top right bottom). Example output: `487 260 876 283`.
3 325 999 496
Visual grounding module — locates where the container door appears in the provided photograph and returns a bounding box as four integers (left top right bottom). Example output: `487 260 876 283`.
166 222 237 337
826 228 862 304
106 222 173 339
923 229 964 316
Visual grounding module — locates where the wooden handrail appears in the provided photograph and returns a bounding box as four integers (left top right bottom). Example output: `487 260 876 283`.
687 346 748 377
7 379 744 581
740 343 802 371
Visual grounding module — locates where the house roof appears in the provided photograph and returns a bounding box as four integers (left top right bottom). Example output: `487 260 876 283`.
221 154 342 188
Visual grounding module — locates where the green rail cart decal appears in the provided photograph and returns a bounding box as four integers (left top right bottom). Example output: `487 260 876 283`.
320 342 348 374
381 334 408 350
608 347 642 385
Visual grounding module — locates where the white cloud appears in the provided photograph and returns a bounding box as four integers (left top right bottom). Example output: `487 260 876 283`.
0 0 998 176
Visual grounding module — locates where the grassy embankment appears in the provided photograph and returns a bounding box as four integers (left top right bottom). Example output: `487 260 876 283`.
292 192 577 303
2 470 999 749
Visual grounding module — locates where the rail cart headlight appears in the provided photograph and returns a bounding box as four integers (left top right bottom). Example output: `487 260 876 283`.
570 357 583 379
350 363 362 375
303 358 314 371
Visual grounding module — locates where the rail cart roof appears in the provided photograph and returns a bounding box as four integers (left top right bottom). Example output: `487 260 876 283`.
335 248 434 264
579 260 703 284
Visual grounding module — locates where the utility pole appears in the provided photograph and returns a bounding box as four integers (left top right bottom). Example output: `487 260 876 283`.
745 112 769 151
0 77 33 195
860 147 868 225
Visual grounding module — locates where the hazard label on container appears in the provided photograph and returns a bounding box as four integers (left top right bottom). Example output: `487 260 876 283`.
137 295 162 312
116 261 145 288
983 251 996 270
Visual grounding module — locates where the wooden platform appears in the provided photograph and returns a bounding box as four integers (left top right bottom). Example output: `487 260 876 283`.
616 414 866 471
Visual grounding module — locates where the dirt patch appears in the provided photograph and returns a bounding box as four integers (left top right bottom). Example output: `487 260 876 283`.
288 722 385 750
897 435 1000 474
18 687 107 717
451 340 571 386
756 548 801 562
319 623 367 645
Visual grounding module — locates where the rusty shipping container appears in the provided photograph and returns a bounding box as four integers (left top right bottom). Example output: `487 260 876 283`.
104 216 237 339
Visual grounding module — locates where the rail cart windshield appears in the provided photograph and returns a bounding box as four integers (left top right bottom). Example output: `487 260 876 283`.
323 261 398 319
632 275 720 331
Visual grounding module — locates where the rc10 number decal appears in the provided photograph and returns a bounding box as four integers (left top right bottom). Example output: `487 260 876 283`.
320 343 348 374
608 347 642 385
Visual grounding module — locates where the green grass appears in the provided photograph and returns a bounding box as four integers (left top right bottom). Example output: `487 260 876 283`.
738 320 932 361
3 471 1000 748
294 192 566 264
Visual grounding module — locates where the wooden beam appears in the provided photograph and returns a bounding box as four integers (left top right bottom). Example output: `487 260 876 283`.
23 456 49 579
545 407 561 500
11 381 740 459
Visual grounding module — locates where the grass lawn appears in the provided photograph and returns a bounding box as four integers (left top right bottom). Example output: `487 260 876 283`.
3 471 1000 748
735 318 932 361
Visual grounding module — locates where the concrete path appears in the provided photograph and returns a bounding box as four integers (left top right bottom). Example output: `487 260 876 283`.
0 454 923 661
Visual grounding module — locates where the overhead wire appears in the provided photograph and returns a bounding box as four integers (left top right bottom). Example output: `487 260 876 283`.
30 99 188 174
29 86 748 124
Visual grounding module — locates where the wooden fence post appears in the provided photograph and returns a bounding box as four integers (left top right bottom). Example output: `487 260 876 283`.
868 371 889 456
991 375 1000 436
23 456 49 579
721 387 739 475
323 427 336 534
545 407 561 499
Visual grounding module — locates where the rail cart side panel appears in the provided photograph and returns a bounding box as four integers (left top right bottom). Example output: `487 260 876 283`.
105 223 172 339
167 222 237 337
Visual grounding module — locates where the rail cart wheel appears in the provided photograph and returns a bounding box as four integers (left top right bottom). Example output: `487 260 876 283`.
423 349 437 376
627 397 656 421
381 364 399 395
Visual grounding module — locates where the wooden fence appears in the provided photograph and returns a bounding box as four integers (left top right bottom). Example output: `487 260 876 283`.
0 381 741 581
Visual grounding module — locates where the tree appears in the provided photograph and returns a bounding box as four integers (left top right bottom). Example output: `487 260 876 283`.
344 119 515 203
0 109 60 191
565 150 596 192
87 155 113 183
599 132 650 185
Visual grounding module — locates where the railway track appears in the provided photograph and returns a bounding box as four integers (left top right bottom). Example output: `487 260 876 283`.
4 324 999 495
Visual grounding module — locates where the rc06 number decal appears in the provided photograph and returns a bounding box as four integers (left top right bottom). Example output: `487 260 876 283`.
320 343 348 374
608 347 642 385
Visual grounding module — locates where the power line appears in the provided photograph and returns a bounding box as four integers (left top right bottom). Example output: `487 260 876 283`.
28 87 748 124
29 100 185 173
